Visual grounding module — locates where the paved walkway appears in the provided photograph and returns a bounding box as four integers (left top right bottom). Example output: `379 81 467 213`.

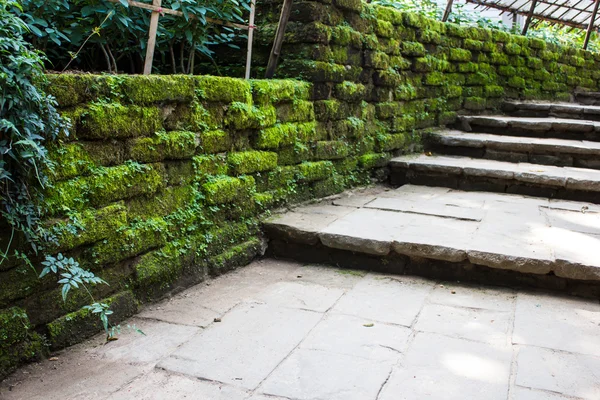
2 259 599 400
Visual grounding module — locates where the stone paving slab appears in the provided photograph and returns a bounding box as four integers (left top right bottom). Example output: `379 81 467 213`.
2 258 600 400
459 115 600 134
266 184 600 280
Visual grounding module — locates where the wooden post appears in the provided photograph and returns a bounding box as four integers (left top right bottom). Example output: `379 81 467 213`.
584 0 600 50
265 0 294 78
521 0 538 35
143 0 161 75
442 0 454 22
245 0 256 79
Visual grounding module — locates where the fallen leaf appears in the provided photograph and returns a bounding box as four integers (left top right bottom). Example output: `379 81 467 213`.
48 357 59 361
363 323 374 327
214 317 222 323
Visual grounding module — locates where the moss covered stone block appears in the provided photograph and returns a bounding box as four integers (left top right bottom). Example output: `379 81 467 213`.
315 141 349 160
312 175 345 198
202 175 255 205
255 122 317 149
0 307 44 379
47 143 96 181
424 72 446 86
198 130 232 154
225 102 276 130
449 48 472 62
228 151 278 175
127 131 196 163
50 203 128 252
464 39 483 51
78 103 162 139
276 100 315 123
120 75 196 104
296 161 334 182
208 238 265 277
400 42 426 57
196 76 252 104
127 185 193 220
464 97 486 110
334 81 367 102
376 133 405 152
46 291 137 349
89 217 169 264
359 152 391 169
508 76 526 89
251 79 311 105
484 85 504 98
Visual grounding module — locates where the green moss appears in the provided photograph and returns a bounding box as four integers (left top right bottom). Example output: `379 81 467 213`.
508 76 526 89
373 69 403 87
251 79 311 105
208 238 263 276
120 75 195 104
464 97 486 110
315 141 349 160
424 72 446 86
50 203 128 252
331 25 362 48
484 85 504 98
276 100 315 123
400 41 426 57
446 85 463 98
334 81 367 102
376 133 405 152
498 65 516 76
464 39 483 51
45 163 164 214
296 161 334 182
228 151 278 175
89 217 168 264
47 291 137 349
47 142 95 181
255 122 317 149
0 307 44 379
489 52 509 65
202 175 255 205
225 102 276 130
127 131 196 163
79 103 162 139
196 76 252 104
504 43 521 55
312 175 345 198
448 48 472 62
198 130 232 153
127 185 193 220
413 55 450 72
439 111 458 125
359 152 391 169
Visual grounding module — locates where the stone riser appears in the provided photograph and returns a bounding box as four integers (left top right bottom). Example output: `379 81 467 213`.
574 94 600 106
454 124 600 142
389 168 600 204
504 110 600 121
266 240 600 300
427 144 600 170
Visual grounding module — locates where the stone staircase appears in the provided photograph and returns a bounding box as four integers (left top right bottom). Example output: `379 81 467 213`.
265 98 600 298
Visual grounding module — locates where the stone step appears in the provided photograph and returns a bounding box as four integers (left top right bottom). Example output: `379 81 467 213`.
457 115 600 141
574 91 600 106
502 101 600 121
265 185 600 298
389 154 600 203
426 130 600 170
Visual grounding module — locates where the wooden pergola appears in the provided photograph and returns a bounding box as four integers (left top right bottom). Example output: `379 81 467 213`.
441 0 600 49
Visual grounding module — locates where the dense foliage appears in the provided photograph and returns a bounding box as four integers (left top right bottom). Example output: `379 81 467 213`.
0 0 65 260
12 0 251 73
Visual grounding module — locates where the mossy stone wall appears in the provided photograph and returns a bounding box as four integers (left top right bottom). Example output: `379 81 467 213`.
248 0 600 121
0 73 402 378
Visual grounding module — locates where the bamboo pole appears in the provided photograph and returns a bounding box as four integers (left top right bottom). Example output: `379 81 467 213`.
584 0 600 50
442 0 455 22
521 0 538 35
143 0 161 75
265 0 294 79
245 0 256 79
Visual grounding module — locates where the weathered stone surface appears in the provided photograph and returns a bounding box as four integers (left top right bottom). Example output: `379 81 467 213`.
414 304 511 345
265 212 339 245
300 312 411 360
260 348 393 400
332 275 433 326
111 370 249 400
158 303 321 389
515 346 600 400
513 292 600 357
428 283 516 312
253 281 344 312
379 333 512 400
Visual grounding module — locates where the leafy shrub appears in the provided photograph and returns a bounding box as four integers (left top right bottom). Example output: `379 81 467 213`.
12 0 250 73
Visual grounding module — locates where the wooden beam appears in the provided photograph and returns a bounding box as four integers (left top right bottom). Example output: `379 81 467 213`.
584 0 600 49
265 0 294 79
107 0 249 30
522 0 538 35
442 0 455 22
245 0 256 79
143 0 161 74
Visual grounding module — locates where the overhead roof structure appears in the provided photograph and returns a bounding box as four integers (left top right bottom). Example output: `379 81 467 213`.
441 0 600 49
